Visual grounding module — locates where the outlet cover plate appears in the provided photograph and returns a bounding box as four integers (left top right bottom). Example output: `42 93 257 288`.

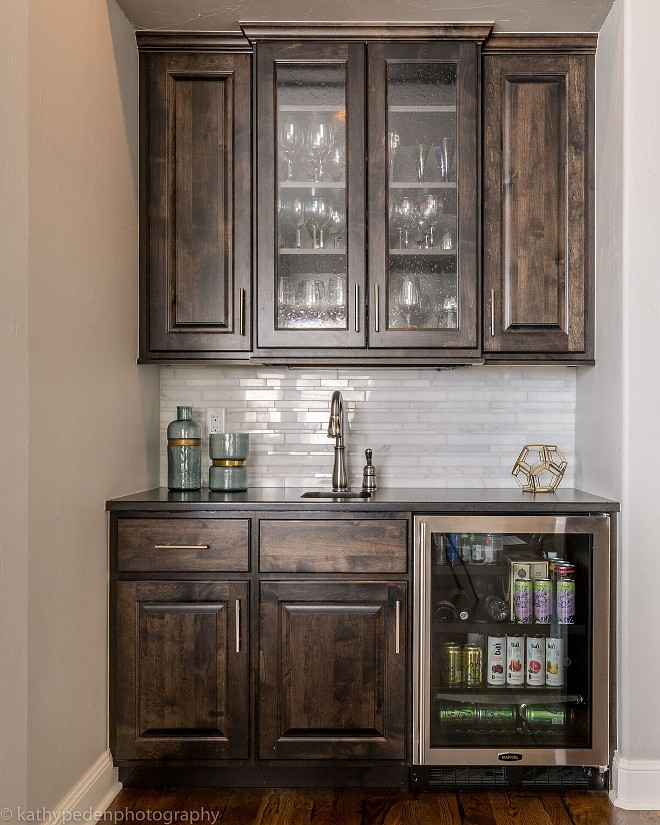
206 408 226 435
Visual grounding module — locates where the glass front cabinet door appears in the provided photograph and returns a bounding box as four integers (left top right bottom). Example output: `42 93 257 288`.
413 515 610 771
256 42 366 350
368 43 479 351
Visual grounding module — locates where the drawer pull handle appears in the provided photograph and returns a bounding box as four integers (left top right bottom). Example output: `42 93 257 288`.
239 288 246 336
395 599 401 654
235 599 241 653
374 283 380 332
355 283 360 333
153 544 210 550
490 289 495 337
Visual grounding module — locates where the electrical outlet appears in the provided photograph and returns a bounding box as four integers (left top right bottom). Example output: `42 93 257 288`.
206 408 226 435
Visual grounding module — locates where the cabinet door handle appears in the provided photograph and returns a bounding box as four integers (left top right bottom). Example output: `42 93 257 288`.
395 600 401 654
355 283 359 333
235 599 241 653
154 544 209 550
490 289 495 337
239 288 246 336
374 284 380 332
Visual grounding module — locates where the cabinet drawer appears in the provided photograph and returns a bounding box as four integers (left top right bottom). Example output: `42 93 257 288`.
117 518 250 572
259 519 407 573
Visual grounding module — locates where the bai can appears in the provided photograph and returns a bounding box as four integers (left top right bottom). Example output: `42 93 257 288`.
438 704 477 726
557 578 576 624
506 635 525 686
545 637 565 687
477 704 516 728
462 644 483 687
533 579 553 624
443 642 463 687
526 635 546 686
513 579 533 623
487 636 506 686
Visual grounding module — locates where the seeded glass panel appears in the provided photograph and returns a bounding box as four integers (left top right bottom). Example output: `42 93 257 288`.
275 64 347 330
428 531 593 751
386 63 458 330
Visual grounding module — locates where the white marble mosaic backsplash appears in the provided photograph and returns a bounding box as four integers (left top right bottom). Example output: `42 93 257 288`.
159 366 576 489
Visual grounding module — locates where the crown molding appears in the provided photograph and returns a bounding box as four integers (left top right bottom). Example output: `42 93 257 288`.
240 22 494 43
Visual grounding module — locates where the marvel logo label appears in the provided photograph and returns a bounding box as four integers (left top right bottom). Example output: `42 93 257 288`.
498 752 523 762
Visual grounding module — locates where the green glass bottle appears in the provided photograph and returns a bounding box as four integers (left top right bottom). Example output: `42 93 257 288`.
167 406 201 491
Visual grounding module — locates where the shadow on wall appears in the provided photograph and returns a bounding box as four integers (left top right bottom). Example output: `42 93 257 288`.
106 0 138 189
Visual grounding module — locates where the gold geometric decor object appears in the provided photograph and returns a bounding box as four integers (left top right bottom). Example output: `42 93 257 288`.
512 445 568 493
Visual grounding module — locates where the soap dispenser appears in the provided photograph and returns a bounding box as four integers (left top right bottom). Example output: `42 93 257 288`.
362 448 377 492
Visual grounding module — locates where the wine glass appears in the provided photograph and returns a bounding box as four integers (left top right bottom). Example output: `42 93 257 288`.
397 275 422 327
326 204 347 249
398 197 418 249
418 194 439 248
305 197 330 250
290 198 305 248
279 120 304 181
388 131 400 180
326 144 346 182
389 200 403 250
277 197 290 248
306 117 335 182
415 143 430 182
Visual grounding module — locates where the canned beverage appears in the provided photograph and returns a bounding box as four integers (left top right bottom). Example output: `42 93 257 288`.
533 579 553 624
446 534 460 565
471 536 486 564
476 704 517 727
443 642 463 686
483 534 495 564
545 637 565 687
462 644 483 687
513 579 533 623
557 578 576 624
520 703 572 727
506 635 525 686
526 635 546 686
487 636 506 685
466 632 485 652
438 703 477 726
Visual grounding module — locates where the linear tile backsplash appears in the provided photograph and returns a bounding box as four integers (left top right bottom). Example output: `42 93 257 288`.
160 366 576 489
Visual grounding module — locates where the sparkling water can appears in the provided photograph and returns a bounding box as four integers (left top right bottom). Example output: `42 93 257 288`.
533 579 553 624
513 579 532 623
487 636 506 685
557 578 576 624
526 635 546 686
545 637 565 687
506 635 525 686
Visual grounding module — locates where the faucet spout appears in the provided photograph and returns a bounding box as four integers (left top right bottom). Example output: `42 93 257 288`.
327 391 348 491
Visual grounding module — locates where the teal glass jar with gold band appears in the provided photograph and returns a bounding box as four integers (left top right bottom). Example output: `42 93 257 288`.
209 433 250 491
167 406 202 491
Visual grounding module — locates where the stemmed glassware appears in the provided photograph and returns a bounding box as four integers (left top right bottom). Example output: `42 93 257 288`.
290 198 306 248
326 145 345 183
388 131 400 181
305 197 330 249
306 117 335 182
397 274 422 326
418 194 439 249
279 120 304 181
415 143 430 182
398 197 418 249
327 204 347 249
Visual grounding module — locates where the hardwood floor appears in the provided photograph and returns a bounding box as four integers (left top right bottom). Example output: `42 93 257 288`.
106 789 660 824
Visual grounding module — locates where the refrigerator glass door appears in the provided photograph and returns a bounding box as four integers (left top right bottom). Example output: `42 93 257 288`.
413 515 610 766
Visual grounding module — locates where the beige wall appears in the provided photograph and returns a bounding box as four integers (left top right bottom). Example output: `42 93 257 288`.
26 0 159 809
0 0 29 812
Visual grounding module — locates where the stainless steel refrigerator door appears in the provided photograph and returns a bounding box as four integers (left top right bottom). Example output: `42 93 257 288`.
413 514 610 767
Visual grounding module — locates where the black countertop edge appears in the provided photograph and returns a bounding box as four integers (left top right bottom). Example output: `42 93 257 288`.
106 487 619 513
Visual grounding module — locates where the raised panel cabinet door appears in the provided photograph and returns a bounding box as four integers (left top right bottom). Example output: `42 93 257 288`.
483 54 594 355
259 581 407 760
255 41 367 349
113 581 249 761
367 42 479 351
140 51 252 357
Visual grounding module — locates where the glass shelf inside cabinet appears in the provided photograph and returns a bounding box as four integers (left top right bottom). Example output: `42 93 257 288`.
386 63 459 331
427 530 594 751
276 63 348 330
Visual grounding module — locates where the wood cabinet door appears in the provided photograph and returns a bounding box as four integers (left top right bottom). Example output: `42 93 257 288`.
483 54 594 356
140 51 252 358
113 581 249 761
255 41 367 350
259 580 407 760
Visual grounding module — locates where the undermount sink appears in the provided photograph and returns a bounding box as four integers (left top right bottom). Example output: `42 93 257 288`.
301 490 373 499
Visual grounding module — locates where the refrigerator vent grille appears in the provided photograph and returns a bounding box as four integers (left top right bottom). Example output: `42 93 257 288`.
521 767 591 789
428 767 508 788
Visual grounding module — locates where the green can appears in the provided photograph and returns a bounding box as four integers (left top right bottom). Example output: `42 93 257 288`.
438 704 477 726
476 704 516 727
557 578 576 624
520 703 572 727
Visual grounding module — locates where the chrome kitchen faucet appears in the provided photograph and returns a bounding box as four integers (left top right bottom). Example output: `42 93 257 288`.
327 390 348 492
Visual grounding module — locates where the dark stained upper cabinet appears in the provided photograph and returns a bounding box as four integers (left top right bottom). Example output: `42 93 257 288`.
138 35 252 361
482 37 596 359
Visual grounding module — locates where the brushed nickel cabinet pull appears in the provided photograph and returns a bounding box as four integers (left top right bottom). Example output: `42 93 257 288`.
490 289 495 337
395 600 401 654
154 544 209 550
239 288 246 336
374 284 380 332
355 283 359 333
235 599 241 653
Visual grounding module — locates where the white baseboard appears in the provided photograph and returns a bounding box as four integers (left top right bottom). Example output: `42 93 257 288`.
610 751 660 810
46 750 121 823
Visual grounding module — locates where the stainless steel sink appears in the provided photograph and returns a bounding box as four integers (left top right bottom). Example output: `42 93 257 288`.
301 490 373 499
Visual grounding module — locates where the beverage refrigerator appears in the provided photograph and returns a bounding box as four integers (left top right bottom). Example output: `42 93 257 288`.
412 515 611 790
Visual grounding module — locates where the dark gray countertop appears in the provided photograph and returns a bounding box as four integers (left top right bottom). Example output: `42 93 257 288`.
106 487 619 513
